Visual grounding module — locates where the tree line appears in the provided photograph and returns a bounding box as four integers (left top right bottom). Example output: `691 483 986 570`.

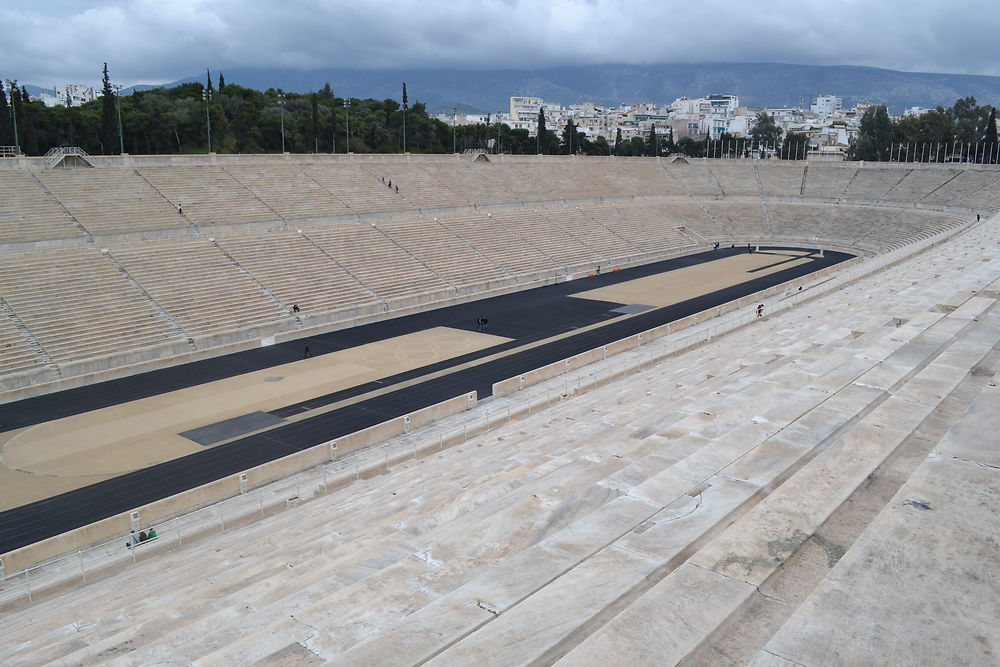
849 97 998 162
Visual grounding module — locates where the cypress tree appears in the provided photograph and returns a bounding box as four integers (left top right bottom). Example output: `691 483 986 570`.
402 82 408 152
646 125 657 156
206 69 213 93
614 127 622 155
0 79 10 146
536 107 546 154
218 72 225 92
99 63 117 154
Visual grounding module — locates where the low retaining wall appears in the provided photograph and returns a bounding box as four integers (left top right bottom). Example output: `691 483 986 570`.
0 391 477 573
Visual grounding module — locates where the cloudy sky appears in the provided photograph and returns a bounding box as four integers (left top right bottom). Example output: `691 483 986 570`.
3 0 999 88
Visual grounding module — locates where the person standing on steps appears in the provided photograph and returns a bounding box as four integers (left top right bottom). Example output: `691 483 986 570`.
177 204 183 215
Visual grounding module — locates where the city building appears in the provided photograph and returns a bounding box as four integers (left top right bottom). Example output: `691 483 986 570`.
810 95 843 117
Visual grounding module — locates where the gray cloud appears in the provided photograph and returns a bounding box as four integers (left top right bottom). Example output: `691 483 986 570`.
2 0 998 88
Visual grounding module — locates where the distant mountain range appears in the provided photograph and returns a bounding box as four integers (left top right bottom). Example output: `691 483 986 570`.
30 63 1000 114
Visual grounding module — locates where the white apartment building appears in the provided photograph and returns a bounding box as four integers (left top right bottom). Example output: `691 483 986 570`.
509 96 562 122
36 84 98 108
810 95 843 117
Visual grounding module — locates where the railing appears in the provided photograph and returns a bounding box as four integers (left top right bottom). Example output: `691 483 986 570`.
0 146 21 158
44 146 92 169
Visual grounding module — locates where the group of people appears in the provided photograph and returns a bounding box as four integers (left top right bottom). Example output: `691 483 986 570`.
125 528 157 548
380 176 399 193
756 303 765 318
476 315 489 332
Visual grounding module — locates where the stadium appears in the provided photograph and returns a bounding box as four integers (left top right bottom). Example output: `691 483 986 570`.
0 152 997 664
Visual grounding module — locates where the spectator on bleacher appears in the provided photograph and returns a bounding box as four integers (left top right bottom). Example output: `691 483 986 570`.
147 528 157 539
177 204 183 215
395 185 398 193
292 304 300 313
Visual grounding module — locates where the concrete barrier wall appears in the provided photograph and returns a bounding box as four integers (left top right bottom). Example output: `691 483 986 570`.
0 391 476 572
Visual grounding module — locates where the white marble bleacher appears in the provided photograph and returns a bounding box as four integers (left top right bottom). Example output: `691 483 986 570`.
224 163 353 221
137 166 278 227
766 202 835 243
489 209 601 268
709 161 763 196
214 231 379 316
757 162 806 198
543 161 624 200
823 204 902 251
0 249 180 362
38 169 186 237
664 161 724 197
881 166 960 202
855 209 967 252
615 159 688 196
544 206 637 262
109 239 290 337
420 162 516 205
701 199 771 241
919 167 1000 210
842 166 909 201
802 163 857 199
374 162 470 210
375 218 512 289
0 309 45 375
484 162 559 202
434 213 556 277
590 203 694 254
655 200 733 243
300 163 411 215
303 224 453 303
0 171 83 245
946 168 1000 215
6 216 993 664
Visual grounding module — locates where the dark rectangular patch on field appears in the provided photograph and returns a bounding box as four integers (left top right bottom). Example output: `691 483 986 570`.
746 252 816 273
610 304 656 314
180 411 286 446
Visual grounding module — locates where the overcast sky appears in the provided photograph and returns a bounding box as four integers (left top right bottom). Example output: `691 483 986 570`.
4 0 999 88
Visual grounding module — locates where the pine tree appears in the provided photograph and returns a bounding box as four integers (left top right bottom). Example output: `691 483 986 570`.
99 63 117 154
0 79 11 146
536 107 546 154
218 73 225 92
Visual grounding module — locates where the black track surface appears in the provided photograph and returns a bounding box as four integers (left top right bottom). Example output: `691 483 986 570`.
0 247 851 553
